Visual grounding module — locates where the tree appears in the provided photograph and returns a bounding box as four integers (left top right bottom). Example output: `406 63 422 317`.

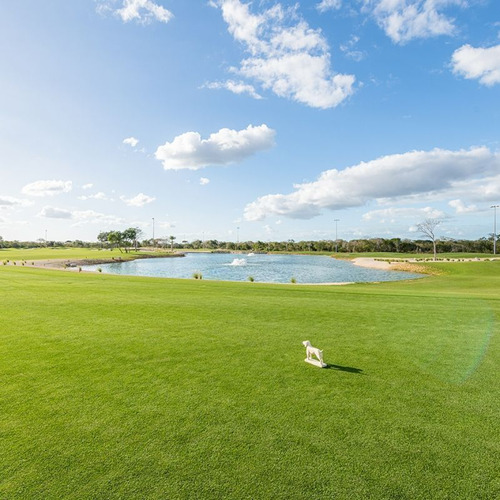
169 235 176 252
122 227 143 251
97 231 111 248
107 231 123 252
417 218 441 261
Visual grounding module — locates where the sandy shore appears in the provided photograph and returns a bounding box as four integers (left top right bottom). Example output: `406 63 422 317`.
352 258 393 270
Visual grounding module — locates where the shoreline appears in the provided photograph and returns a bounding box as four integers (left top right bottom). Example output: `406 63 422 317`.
5 252 496 284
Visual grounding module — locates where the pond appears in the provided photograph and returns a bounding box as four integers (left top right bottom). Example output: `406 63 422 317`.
83 253 422 284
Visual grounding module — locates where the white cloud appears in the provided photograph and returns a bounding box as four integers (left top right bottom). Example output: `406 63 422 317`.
244 146 500 221
22 180 72 197
365 0 463 44
155 124 275 170
212 0 355 109
363 206 446 222
448 199 479 214
78 192 110 201
120 193 156 206
203 80 262 99
123 136 140 147
317 0 342 12
82 183 94 190
340 35 366 62
72 210 124 226
38 206 73 219
451 44 500 86
0 196 33 209
99 0 173 24
199 177 210 185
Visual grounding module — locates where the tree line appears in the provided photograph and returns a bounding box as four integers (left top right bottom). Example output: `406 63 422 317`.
1 233 497 254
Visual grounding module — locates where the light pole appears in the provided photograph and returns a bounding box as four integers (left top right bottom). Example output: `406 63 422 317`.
492 205 499 255
237 226 240 245
334 219 340 253
152 217 155 249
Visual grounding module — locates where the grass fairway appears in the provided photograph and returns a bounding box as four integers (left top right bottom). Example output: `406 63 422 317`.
1 263 499 499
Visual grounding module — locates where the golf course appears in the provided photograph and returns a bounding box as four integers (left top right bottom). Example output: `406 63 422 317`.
1 250 498 499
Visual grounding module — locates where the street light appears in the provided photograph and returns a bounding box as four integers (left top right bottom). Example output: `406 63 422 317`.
492 205 499 255
334 219 340 253
152 217 155 249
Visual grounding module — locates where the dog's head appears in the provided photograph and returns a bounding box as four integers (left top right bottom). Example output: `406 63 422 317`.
302 340 311 347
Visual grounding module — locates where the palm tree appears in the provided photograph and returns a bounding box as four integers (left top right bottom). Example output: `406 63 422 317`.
169 235 176 252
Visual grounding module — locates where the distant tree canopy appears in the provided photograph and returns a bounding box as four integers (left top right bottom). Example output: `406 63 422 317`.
1 232 498 254
97 228 142 252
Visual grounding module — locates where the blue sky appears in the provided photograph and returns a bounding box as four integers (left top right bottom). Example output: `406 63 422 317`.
1 0 499 243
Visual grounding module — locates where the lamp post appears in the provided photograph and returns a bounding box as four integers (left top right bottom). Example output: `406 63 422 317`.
492 205 499 255
334 219 340 253
152 217 155 249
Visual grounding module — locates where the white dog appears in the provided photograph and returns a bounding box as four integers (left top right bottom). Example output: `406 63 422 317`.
302 340 324 365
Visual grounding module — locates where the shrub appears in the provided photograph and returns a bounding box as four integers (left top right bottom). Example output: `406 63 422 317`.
97 267 102 273
192 272 203 280
290 277 297 284
248 276 255 282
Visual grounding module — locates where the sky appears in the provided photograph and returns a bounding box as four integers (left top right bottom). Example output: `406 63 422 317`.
1 0 499 243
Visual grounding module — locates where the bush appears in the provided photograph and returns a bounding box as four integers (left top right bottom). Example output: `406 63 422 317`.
290 277 297 284
248 276 255 282
192 272 203 280
97 267 102 273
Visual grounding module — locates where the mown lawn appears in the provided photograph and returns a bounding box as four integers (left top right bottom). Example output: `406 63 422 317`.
0 247 166 262
0 261 498 499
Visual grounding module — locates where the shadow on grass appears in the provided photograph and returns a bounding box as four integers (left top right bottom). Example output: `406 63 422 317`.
325 363 364 374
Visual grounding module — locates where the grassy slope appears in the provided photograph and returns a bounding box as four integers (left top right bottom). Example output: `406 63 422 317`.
0 247 177 262
0 263 499 499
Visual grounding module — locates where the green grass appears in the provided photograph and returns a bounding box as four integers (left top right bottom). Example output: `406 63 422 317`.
1 262 499 499
0 247 171 262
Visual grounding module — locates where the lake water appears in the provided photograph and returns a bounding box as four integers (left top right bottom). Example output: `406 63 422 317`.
83 253 422 284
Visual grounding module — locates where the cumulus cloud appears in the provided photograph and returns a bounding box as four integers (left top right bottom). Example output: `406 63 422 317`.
451 44 500 86
211 0 355 109
71 210 125 226
340 35 366 62
364 0 463 44
448 199 479 214
0 196 33 209
317 0 342 12
120 193 156 206
98 0 173 24
38 206 73 219
155 124 275 170
22 180 72 197
200 177 210 185
82 183 94 190
202 80 262 99
78 192 110 201
244 146 500 221
363 206 445 222
123 136 139 147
